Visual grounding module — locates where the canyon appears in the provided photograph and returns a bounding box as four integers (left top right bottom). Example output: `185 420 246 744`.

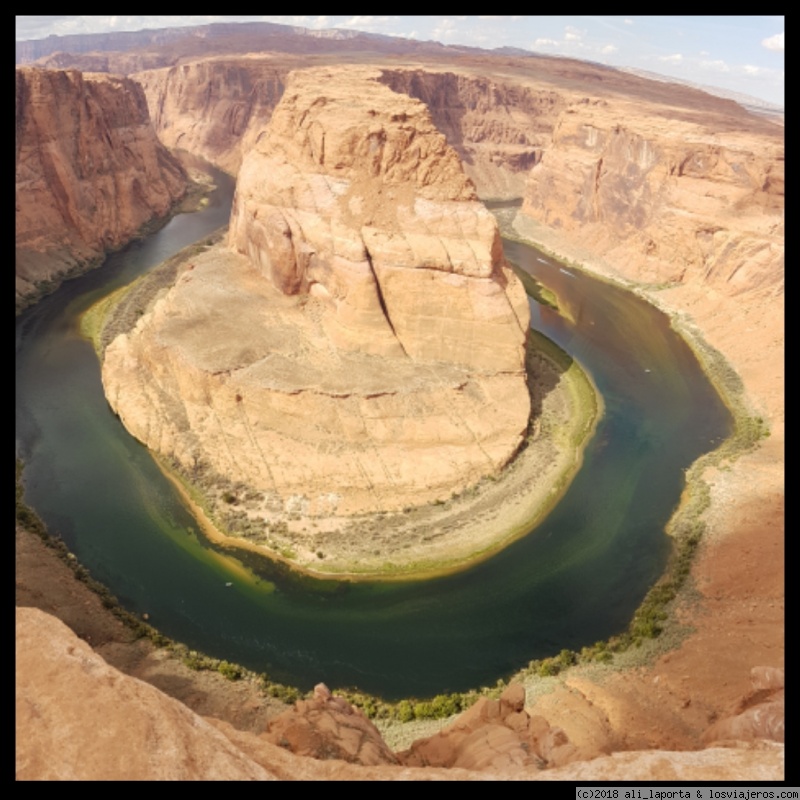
15 67 188 311
16 22 783 781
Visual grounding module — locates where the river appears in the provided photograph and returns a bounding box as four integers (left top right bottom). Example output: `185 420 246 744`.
15 165 732 700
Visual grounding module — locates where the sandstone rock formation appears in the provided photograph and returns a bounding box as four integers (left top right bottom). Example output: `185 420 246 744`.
377 68 560 199
397 683 602 772
16 607 276 781
264 683 399 766
135 57 288 175
703 667 785 745
15 67 187 310
227 67 529 369
102 66 530 519
134 60 561 198
16 607 784 781
519 97 784 294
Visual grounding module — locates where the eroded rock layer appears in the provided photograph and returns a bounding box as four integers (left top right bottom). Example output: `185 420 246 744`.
15 67 187 310
520 98 784 295
135 57 287 175
102 66 530 516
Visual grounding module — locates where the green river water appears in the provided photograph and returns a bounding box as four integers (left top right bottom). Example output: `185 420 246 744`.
15 167 732 700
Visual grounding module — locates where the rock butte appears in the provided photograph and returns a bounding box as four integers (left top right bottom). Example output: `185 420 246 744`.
102 66 531 517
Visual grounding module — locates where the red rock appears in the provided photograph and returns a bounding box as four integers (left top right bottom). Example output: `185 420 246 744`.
15 67 187 310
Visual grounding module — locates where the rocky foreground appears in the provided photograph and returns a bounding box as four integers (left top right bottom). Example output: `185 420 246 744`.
16 605 783 780
102 66 531 521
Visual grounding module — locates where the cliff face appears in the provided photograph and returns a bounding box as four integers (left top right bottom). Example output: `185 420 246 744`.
102 66 530 518
133 60 562 197
377 68 562 199
15 67 188 310
520 98 784 295
228 66 528 369
135 58 287 175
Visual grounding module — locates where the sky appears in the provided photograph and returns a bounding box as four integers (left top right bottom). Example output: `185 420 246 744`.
15 15 785 107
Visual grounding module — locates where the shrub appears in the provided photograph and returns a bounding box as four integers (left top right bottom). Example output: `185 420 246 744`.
537 658 561 677
396 699 415 722
217 660 243 680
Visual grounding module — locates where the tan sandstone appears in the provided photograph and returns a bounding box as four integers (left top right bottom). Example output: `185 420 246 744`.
102 65 530 519
16 607 784 781
15 67 187 310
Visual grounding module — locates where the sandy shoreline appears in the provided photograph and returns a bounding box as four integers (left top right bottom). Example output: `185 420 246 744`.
154 330 602 581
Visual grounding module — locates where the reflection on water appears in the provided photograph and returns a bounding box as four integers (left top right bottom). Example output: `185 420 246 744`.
16 176 732 699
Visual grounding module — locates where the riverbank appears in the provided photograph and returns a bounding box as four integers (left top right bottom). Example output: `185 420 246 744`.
92 283 600 580
83 229 602 580
501 208 784 754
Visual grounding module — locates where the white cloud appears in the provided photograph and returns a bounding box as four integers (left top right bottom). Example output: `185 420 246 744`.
700 59 730 73
533 37 559 47
699 50 709 56
743 64 763 75
659 53 683 63
431 18 458 41
624 18 634 25
564 25 583 42
761 32 783 51
340 15 396 32
600 44 618 54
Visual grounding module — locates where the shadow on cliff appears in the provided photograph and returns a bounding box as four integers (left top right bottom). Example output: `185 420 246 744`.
376 69 472 166
523 326 571 444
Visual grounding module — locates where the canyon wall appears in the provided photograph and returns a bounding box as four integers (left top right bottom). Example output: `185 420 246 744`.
135 58 287 175
102 66 530 517
128 52 783 305
519 97 784 296
377 68 562 198
15 67 188 310
133 59 560 196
